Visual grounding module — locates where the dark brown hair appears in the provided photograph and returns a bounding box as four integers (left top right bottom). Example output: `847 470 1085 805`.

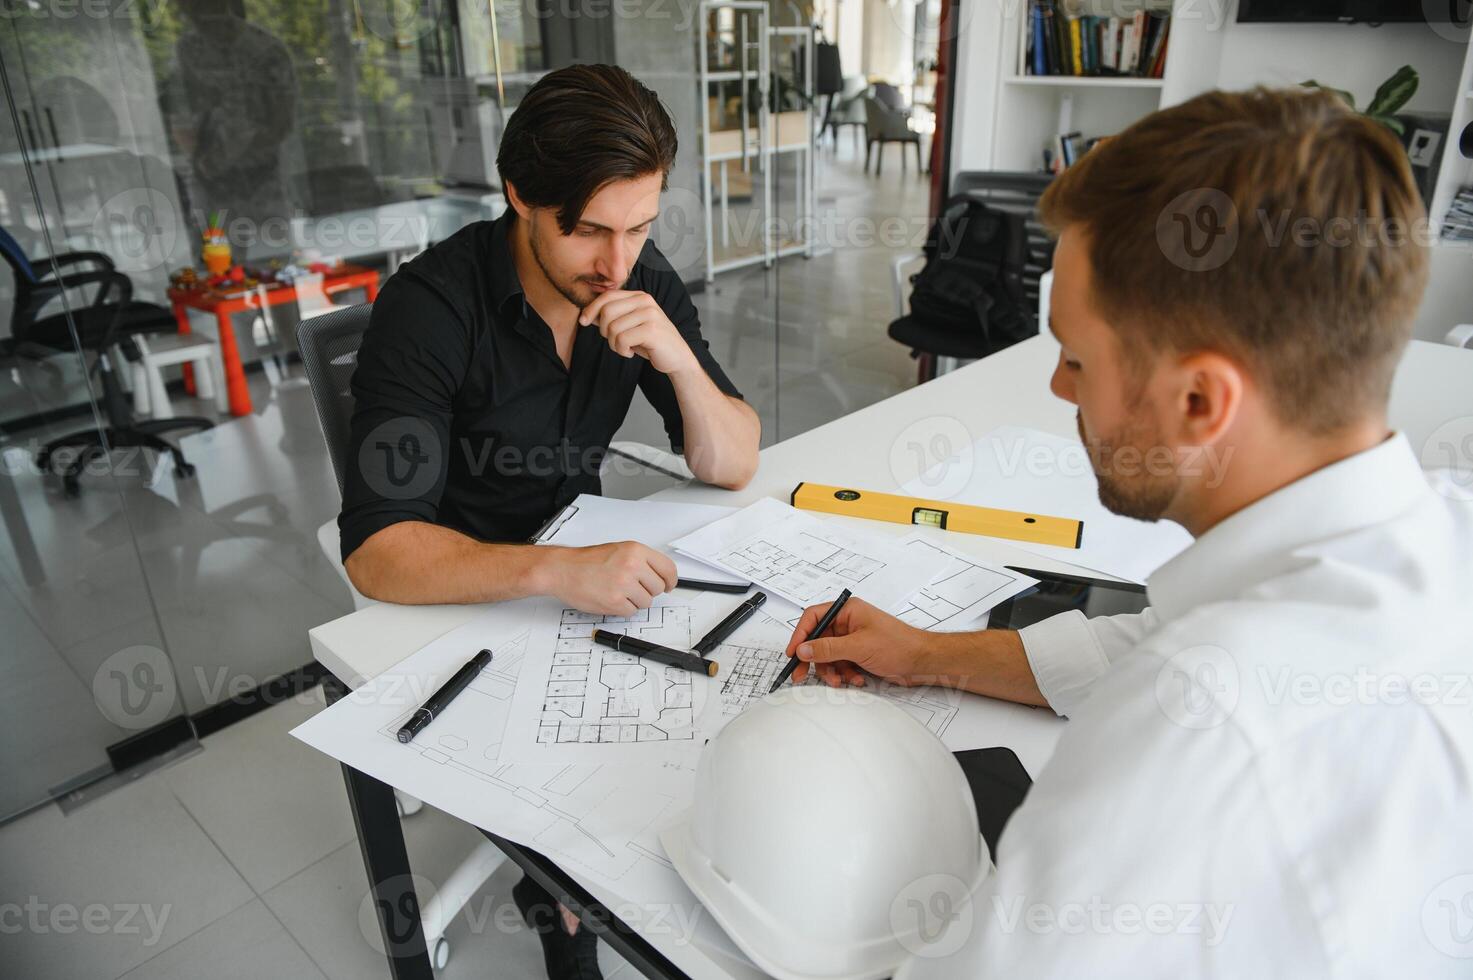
1040 86 1428 435
496 64 677 234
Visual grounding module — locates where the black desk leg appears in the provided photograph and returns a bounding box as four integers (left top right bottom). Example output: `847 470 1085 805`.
324 675 434 980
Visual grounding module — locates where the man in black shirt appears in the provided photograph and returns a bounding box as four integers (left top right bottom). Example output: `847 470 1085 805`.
340 66 758 611
337 65 760 978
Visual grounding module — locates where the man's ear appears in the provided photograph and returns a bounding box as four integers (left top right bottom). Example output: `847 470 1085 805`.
504 180 530 220
1172 351 1244 448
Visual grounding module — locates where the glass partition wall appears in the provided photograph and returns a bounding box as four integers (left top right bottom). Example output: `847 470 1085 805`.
0 0 938 822
0 0 790 819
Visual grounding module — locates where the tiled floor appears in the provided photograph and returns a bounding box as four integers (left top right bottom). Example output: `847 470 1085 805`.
0 147 933 977
2 688 637 980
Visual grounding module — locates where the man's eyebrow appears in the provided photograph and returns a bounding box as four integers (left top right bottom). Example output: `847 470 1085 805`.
577 213 659 233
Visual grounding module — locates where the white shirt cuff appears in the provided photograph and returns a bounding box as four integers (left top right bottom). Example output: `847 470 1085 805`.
1019 609 1112 717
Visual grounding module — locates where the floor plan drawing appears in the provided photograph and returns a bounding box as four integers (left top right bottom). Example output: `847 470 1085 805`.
536 604 698 749
322 611 696 889
891 535 1037 632
670 497 948 611
498 596 720 766
719 535 885 602
716 642 790 716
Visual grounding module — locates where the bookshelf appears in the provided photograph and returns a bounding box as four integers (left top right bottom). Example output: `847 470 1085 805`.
967 0 1222 174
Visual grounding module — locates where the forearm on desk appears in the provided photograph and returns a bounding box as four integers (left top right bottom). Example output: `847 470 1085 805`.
667 366 760 490
344 520 554 605
912 628 1050 708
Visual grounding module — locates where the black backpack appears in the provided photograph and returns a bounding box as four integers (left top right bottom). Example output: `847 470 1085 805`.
902 197 1033 356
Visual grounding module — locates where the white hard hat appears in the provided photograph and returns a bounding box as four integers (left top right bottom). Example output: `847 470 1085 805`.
660 686 988 980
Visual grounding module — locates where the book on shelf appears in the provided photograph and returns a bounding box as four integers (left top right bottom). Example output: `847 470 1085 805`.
1023 2 1171 79
1441 186 1473 242
1047 131 1097 174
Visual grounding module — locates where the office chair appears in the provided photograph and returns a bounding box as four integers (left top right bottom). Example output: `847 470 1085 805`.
296 302 690 968
889 172 1056 383
0 226 213 494
863 94 924 176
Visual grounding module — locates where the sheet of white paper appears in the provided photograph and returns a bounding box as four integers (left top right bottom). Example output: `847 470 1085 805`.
536 495 746 586
903 425 1193 584
669 497 948 611
893 534 1039 631
290 604 694 892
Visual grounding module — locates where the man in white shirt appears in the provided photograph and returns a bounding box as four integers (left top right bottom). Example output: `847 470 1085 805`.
783 87 1473 975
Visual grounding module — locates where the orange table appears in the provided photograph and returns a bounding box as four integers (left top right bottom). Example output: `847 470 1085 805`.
168 264 380 416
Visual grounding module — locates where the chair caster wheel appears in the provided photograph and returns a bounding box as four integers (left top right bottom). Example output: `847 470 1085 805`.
432 936 450 970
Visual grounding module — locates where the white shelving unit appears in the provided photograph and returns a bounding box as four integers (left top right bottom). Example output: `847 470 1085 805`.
697 1 817 283
964 0 1225 173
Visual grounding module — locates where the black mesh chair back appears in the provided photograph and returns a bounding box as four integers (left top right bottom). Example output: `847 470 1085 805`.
950 171 1056 324
296 303 371 497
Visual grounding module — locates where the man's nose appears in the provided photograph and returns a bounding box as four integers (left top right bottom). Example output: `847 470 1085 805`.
597 238 631 283
1049 354 1076 404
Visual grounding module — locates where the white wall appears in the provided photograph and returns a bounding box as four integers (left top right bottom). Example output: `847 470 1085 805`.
1214 20 1466 113
862 0 917 83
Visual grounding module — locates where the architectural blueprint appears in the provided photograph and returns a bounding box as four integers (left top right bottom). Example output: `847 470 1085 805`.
892 534 1038 631
706 607 966 741
293 596 1068 908
292 603 695 891
534 603 698 751
669 497 948 611
499 592 737 767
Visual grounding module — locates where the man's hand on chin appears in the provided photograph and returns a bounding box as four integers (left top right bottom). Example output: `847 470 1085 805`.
579 290 698 376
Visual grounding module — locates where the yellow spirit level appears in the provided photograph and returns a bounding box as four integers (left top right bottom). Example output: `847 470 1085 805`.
790 482 1083 549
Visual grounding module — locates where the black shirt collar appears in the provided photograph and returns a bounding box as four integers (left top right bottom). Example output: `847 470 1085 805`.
488 212 526 317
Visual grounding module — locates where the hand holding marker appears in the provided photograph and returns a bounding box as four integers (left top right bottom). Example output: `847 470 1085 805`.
770 589 853 693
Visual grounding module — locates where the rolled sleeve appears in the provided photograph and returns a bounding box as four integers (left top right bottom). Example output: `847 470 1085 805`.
1020 608 1159 717
337 275 471 562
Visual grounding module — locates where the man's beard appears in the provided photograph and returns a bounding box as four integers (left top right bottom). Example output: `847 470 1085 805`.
527 221 621 310
1077 409 1179 522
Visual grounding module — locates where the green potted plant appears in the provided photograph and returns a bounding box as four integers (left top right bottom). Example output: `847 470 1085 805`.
1303 64 1418 135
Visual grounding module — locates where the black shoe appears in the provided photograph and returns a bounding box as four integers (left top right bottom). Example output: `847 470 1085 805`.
511 874 603 980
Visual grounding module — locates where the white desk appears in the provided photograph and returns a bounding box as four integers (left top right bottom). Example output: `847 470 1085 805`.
310 334 1473 979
